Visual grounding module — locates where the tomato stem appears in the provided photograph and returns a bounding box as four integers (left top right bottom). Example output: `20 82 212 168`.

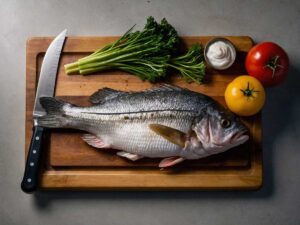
264 55 283 78
240 82 259 98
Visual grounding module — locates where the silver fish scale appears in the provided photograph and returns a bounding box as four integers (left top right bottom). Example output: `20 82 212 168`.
65 108 197 158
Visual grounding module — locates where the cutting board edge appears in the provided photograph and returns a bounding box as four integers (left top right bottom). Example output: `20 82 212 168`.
38 163 263 190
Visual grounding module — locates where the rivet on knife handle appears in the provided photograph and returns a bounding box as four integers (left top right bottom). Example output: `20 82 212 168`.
21 126 45 193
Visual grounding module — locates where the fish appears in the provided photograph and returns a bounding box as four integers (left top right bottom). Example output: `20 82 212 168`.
38 84 249 168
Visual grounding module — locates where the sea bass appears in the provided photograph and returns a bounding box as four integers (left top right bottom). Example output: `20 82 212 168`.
38 84 249 167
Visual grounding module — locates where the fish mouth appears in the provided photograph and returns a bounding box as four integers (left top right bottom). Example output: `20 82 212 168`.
230 129 249 144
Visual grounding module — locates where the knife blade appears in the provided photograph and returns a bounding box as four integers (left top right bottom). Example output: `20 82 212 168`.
21 29 67 193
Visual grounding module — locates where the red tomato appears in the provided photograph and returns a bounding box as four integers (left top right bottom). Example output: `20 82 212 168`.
245 42 289 87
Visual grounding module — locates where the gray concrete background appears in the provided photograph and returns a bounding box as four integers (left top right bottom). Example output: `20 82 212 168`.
0 0 300 224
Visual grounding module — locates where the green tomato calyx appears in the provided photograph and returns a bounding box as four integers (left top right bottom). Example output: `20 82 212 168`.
264 55 283 78
240 82 259 98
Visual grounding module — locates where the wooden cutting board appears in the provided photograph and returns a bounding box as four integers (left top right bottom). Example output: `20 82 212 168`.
25 36 262 190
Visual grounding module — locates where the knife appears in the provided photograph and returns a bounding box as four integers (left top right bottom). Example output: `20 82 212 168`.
21 30 67 193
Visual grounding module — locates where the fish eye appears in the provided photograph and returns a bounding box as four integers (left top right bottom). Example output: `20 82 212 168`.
221 118 231 128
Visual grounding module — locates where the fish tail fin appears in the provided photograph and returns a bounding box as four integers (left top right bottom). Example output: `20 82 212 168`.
38 115 66 128
40 97 65 114
37 97 68 128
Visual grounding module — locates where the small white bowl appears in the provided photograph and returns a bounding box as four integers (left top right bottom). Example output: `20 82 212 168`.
204 37 237 70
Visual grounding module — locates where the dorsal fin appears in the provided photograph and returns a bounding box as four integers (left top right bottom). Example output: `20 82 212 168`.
89 88 127 104
143 84 186 93
89 84 186 104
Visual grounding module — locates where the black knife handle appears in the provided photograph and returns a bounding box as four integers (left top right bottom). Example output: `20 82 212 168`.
21 126 45 193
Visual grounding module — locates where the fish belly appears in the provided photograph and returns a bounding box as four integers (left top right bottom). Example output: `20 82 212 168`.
70 111 194 158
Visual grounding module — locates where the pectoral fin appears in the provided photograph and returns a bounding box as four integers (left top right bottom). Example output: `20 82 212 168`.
159 157 184 168
149 124 186 148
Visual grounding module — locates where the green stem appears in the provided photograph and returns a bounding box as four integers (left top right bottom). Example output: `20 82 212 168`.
240 82 259 98
64 62 80 74
78 42 158 65
264 55 284 78
78 47 159 70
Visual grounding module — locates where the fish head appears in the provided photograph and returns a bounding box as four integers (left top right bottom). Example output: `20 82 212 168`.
192 103 249 155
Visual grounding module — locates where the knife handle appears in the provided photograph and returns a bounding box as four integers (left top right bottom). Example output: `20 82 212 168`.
21 126 45 193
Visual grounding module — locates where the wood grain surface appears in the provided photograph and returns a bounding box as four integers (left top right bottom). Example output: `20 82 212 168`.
25 36 262 190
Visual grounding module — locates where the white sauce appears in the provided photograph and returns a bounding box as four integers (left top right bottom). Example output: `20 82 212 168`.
206 40 236 70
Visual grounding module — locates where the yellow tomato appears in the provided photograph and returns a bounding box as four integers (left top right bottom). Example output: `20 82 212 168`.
225 76 265 116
